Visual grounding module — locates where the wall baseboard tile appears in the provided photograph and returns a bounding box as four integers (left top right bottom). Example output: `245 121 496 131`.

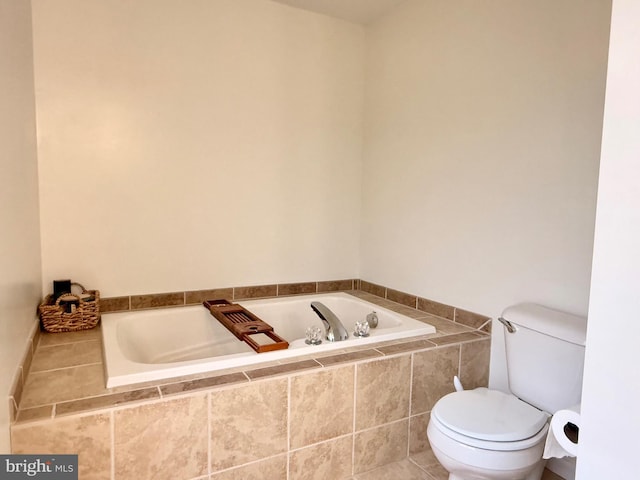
100 279 360 313
99 279 491 334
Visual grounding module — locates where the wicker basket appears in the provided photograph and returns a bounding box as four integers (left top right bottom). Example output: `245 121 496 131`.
39 282 100 333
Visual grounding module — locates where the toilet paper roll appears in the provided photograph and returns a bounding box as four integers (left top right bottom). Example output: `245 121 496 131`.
543 404 581 459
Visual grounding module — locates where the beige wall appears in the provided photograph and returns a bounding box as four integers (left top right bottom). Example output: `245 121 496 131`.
0 0 42 453
25 0 612 405
362 0 610 389
32 0 365 297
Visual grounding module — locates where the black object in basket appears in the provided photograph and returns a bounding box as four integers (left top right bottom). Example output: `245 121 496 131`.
38 282 100 333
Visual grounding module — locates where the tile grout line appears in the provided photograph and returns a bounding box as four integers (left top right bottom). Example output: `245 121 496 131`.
407 455 433 477
478 318 492 332
287 431 354 455
458 345 462 386
408 352 415 458
28 361 103 375
208 452 287 477
10 396 17 416
35 338 101 349
20 386 155 414
207 392 211 478
14 365 23 399
110 409 115 480
350 418 416 463
351 364 357 477
286 376 291 480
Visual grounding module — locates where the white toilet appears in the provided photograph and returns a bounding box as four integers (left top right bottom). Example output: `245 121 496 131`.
427 303 587 480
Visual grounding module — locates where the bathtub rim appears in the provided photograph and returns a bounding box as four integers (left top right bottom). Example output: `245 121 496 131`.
101 292 437 388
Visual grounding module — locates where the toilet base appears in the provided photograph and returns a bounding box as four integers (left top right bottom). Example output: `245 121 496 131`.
435 445 546 480
445 461 544 480
427 420 547 480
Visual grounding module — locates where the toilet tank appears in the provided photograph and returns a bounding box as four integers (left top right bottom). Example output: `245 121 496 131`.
501 303 587 414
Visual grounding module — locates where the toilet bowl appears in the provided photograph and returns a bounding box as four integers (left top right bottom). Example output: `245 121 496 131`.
427 388 550 480
424 303 587 480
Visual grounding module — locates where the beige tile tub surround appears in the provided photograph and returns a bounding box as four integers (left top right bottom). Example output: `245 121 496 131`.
210 379 288 470
9 325 41 421
459 339 492 389
289 436 353 480
12 413 111 480
278 282 318 296
29 340 102 372
21 334 106 409
12 336 490 479
290 366 355 449
98 279 489 331
115 395 208 480
358 280 491 332
101 279 360 313
21 363 106 409
233 284 278 300
318 279 355 292
11 286 493 479
355 356 411 430
354 419 409 473
417 297 454 321
409 413 431 454
411 345 459 414
185 287 234 305
37 326 99 347
130 291 185 309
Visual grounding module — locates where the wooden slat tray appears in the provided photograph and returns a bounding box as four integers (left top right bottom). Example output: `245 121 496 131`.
203 299 289 353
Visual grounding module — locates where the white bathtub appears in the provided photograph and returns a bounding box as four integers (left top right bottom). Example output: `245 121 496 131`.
102 292 436 387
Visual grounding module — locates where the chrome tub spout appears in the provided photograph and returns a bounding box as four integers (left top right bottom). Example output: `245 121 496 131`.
310 301 349 342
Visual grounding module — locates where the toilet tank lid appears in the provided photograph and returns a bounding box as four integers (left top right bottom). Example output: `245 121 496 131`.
501 303 587 346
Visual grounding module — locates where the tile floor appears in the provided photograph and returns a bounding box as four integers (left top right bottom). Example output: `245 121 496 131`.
350 449 565 480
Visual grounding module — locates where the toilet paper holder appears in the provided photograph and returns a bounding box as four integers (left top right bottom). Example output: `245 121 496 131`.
563 422 579 444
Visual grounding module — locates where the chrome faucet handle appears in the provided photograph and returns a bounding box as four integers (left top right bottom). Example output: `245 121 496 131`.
305 326 322 345
366 311 378 328
354 319 370 338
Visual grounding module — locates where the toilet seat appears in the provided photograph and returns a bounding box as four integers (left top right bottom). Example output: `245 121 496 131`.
431 388 550 451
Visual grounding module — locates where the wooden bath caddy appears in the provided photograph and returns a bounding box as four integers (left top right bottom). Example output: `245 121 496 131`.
203 299 289 353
